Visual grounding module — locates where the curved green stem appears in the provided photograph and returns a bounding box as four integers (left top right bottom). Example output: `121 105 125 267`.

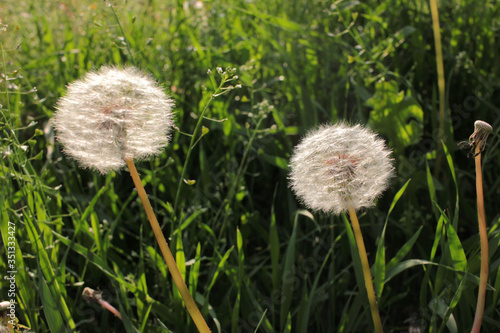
348 206 384 333
173 73 232 216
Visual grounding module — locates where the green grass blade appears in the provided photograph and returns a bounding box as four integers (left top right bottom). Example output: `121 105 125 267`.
442 141 459 229
175 228 186 302
189 242 202 296
177 208 208 233
428 297 457 333
252 309 268 333
445 220 467 272
25 213 76 331
280 212 299 330
386 226 423 271
146 245 168 281
342 212 364 281
270 187 280 291
436 271 467 333
374 179 411 298
90 211 102 253
493 251 500 308
298 248 333 333
430 215 445 261
137 227 149 327
283 312 292 333
80 185 107 223
0 207 36 330
232 228 244 333
207 247 234 292
38 270 65 332
426 160 439 221
385 259 436 283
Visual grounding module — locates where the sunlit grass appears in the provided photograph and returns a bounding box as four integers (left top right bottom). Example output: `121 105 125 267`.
1 0 500 332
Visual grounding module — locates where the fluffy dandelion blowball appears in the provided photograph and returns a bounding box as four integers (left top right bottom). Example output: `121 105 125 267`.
289 123 394 215
53 66 174 173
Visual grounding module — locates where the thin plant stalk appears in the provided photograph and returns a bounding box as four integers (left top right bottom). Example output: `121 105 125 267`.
429 0 445 143
471 144 488 333
173 68 238 216
125 158 211 333
348 206 384 333
430 0 446 177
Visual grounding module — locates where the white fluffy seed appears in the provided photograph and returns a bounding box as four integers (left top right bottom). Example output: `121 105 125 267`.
53 66 174 174
289 123 394 214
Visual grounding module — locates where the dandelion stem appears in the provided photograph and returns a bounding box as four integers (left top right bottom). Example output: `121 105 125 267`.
99 299 122 320
471 145 488 333
125 158 211 333
348 206 384 333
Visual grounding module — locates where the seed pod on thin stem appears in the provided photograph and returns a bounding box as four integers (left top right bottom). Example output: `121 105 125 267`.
54 66 210 333
289 123 394 333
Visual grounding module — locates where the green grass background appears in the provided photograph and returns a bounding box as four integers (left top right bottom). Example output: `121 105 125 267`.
1 0 500 332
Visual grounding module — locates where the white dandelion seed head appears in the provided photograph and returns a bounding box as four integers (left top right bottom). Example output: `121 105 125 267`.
289 122 394 215
53 66 174 174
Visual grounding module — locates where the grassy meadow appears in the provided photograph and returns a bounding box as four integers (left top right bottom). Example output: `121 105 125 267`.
1 0 500 332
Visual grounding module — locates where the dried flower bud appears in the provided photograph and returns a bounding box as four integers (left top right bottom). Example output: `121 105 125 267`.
53 66 174 173
469 120 493 156
289 123 394 214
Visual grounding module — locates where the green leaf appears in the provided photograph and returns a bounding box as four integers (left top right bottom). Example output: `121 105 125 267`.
29 150 43 160
367 80 424 153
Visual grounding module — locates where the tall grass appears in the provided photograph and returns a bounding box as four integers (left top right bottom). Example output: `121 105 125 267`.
1 0 500 332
